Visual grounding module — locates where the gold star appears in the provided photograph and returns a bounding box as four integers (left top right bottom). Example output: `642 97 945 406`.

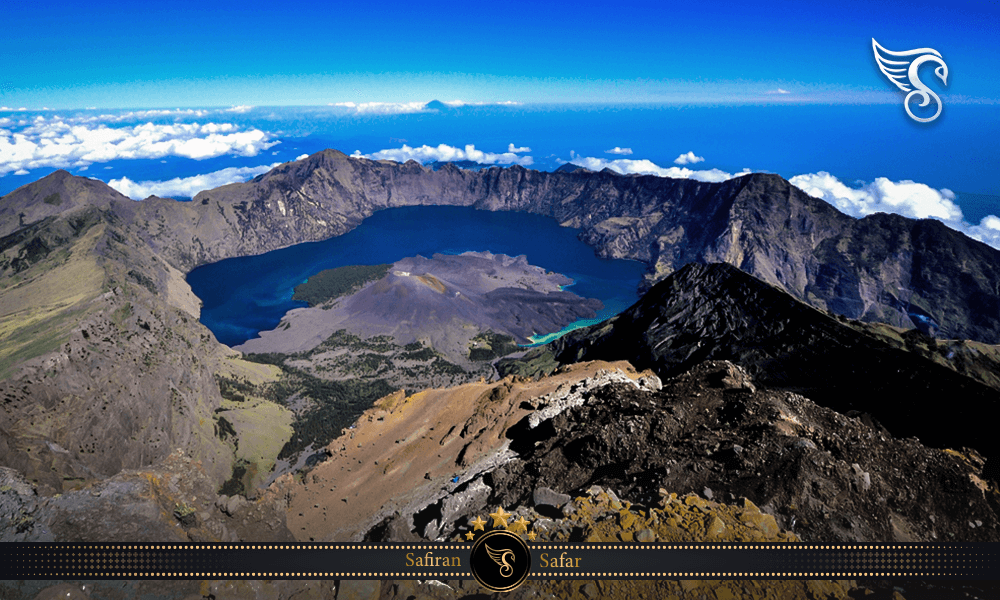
509 516 529 534
489 506 511 529
470 515 487 531
526 530 537 542
465 531 476 541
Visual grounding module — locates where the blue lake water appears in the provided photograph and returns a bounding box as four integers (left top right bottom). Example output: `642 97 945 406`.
186 206 647 348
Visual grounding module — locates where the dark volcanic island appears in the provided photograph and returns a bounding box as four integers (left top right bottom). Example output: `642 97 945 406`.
237 251 602 363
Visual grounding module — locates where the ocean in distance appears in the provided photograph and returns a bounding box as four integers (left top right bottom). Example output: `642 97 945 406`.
186 206 647 348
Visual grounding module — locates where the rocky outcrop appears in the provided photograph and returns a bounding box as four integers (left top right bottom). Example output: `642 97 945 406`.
281 360 657 542
483 360 1000 543
0 206 243 492
549 262 1000 466
0 449 295 543
283 358 999 545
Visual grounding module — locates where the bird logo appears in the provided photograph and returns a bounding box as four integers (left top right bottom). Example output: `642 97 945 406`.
873 38 949 123
486 544 515 577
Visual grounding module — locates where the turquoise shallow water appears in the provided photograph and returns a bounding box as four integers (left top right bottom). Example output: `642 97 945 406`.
186 206 647 347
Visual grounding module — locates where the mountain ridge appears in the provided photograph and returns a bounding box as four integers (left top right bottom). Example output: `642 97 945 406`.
7 151 998 343
546 261 1000 464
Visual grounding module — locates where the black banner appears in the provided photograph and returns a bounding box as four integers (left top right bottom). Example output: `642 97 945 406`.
3 542 998 580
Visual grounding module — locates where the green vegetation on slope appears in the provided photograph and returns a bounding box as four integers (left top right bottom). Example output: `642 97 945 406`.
0 217 106 378
265 364 397 460
468 330 518 361
211 357 293 494
292 263 391 307
496 347 560 379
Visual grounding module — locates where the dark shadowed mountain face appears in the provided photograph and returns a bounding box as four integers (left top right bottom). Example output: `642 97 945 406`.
6 154 1000 343
547 262 1000 466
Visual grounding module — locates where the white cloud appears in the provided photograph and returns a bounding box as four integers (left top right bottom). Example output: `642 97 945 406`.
441 100 522 107
0 117 278 176
788 172 963 221
968 215 1000 250
70 109 213 124
329 100 522 115
13 168 28 176
768 88 791 94
296 154 309 161
566 154 748 183
224 105 253 113
789 171 1000 250
508 143 530 153
605 147 633 155
329 102 429 115
107 163 280 199
125 108 210 119
351 143 533 167
674 151 705 165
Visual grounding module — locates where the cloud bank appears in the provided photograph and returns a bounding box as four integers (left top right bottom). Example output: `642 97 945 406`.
674 151 705 165
330 102 430 115
107 163 280 199
789 171 1000 250
352 143 533 167
566 154 748 183
0 116 278 175
329 100 522 115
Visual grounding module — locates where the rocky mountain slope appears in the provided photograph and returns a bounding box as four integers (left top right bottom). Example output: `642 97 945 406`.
280 359 998 545
545 262 1000 466
0 190 292 494
3 358 997 599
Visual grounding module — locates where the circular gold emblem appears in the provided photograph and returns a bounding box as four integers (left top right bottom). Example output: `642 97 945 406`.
469 529 531 592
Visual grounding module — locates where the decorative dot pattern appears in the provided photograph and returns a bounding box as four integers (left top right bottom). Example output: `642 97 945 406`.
2 543 995 579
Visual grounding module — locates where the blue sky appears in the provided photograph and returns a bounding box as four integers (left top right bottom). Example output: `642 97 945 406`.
3 0 998 108
2 0 999 249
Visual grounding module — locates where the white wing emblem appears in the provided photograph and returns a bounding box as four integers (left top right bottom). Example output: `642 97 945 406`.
872 38 949 123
